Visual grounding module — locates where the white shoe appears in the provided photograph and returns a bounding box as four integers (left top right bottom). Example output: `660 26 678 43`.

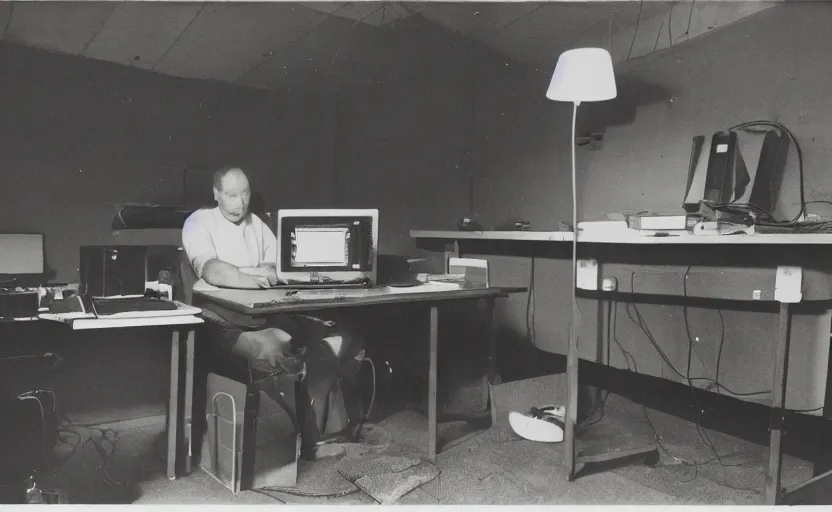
509 405 565 443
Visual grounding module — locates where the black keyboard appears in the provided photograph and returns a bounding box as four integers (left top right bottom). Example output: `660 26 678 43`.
269 283 368 289
91 296 179 316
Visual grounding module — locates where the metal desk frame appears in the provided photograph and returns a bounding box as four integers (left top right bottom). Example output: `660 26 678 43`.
33 312 204 481
411 229 832 505
193 284 525 462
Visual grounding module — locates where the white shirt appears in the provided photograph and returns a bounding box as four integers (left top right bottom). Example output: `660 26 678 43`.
182 207 277 278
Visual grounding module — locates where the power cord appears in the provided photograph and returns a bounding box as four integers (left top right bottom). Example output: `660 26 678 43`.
619 267 822 491
257 485 359 499
251 488 286 503
355 356 377 435
612 298 759 491
627 272 771 397
526 255 537 347
727 120 805 224
87 428 124 489
58 415 126 489
578 300 612 429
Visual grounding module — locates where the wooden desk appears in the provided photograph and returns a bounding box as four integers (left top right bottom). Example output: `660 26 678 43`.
193 282 525 462
37 305 203 481
412 229 832 505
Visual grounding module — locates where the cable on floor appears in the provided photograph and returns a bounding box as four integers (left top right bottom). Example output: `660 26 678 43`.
257 486 359 499
251 488 286 503
59 416 127 490
611 295 767 493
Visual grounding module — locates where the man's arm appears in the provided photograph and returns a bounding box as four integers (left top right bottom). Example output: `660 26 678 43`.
202 259 269 289
182 214 269 289
262 218 278 268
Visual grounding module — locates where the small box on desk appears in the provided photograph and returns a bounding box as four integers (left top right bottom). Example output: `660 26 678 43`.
449 257 489 288
415 258 490 288
627 214 694 231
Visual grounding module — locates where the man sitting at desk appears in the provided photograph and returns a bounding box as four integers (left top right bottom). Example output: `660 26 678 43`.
182 166 363 459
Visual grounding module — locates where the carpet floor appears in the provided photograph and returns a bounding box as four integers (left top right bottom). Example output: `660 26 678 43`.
34 374 819 505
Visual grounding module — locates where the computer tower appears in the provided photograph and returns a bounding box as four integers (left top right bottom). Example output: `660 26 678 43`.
200 373 300 494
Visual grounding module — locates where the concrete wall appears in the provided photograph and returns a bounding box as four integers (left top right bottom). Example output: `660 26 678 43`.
0 41 336 284
0 13 509 421
470 3 832 410
332 15 516 264
578 2 832 220
333 79 473 257
0 41 335 422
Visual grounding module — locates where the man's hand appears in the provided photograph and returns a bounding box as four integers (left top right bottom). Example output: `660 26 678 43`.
240 266 282 286
249 275 273 288
238 328 305 374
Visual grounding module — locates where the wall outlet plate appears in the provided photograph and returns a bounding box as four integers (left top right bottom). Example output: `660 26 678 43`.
775 266 802 304
576 259 599 291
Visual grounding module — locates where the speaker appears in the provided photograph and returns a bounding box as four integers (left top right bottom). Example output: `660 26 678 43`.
79 246 147 297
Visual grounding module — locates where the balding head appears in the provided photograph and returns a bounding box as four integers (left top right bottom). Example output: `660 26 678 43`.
213 166 251 224
213 166 248 191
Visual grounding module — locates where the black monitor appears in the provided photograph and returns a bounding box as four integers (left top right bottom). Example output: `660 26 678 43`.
683 128 788 217
0 233 45 288
275 209 379 285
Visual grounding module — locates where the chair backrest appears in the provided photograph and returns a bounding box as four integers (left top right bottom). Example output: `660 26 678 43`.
178 248 198 305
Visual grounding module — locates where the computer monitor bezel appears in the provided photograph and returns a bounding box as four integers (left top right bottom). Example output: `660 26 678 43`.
275 208 379 286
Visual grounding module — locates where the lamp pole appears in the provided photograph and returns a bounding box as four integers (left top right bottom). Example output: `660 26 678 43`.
545 47 616 482
565 100 580 480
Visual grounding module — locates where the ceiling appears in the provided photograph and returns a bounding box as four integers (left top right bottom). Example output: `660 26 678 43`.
0 1 674 91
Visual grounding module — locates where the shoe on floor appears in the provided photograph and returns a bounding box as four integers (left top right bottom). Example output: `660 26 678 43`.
509 404 565 443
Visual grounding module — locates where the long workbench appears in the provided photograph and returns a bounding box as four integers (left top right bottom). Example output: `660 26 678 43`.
411 228 832 505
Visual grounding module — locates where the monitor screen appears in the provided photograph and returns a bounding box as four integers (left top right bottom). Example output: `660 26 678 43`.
293 226 350 267
276 209 379 285
0 233 44 276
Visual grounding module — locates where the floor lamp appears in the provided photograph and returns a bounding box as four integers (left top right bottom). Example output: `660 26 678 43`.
545 48 617 480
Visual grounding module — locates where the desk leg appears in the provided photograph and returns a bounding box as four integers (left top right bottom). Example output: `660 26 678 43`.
167 330 181 481
428 305 439 463
183 328 195 476
765 302 792 505
483 298 497 416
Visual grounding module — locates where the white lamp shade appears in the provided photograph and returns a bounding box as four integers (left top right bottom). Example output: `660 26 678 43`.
546 48 617 103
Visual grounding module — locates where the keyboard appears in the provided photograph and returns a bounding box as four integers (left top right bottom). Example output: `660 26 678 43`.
91 296 179 316
250 287 389 308
269 283 368 290
269 279 370 289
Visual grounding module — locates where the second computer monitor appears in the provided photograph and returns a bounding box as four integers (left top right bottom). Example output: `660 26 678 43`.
275 209 379 286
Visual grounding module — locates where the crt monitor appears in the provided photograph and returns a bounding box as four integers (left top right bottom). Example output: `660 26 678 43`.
275 209 379 286
0 233 45 287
